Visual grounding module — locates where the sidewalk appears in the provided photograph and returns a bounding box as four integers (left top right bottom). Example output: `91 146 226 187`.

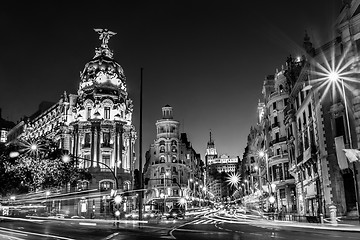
262 218 360 232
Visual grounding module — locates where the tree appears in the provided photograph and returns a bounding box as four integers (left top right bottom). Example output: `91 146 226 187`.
0 137 91 196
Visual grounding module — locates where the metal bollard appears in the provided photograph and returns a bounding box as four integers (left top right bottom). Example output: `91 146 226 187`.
329 205 337 225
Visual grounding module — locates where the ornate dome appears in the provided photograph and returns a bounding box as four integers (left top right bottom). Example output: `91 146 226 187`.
78 29 127 96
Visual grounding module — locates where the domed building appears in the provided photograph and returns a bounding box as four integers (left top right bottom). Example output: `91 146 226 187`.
143 105 204 212
8 29 136 218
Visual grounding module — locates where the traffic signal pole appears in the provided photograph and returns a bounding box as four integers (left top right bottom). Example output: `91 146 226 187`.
138 68 143 223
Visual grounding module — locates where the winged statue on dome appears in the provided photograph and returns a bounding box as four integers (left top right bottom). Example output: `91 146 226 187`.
94 28 117 48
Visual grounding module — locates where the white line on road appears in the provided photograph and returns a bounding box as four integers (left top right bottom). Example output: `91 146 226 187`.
103 232 119 240
79 222 97 226
0 227 76 240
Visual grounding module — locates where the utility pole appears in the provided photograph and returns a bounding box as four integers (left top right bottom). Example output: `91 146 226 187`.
138 68 143 222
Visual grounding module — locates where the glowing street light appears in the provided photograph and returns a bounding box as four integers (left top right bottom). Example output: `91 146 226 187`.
30 144 37 151
114 195 122 204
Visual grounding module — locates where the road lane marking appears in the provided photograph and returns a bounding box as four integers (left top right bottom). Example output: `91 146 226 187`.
103 232 119 240
0 227 76 240
79 222 97 226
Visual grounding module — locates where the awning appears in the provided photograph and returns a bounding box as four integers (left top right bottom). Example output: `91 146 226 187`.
335 136 349 170
343 149 360 163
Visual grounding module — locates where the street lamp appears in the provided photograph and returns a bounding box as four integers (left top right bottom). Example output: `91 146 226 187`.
162 172 170 214
45 190 50 213
327 71 360 219
62 154 119 190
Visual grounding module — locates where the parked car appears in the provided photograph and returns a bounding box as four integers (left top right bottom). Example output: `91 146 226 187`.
167 209 185 220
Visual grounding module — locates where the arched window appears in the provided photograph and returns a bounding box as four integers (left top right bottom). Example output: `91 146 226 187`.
99 180 114 191
160 146 165 153
279 84 284 93
161 167 165 173
159 140 165 146
172 167 177 173
123 181 131 191
172 155 177 163
173 178 177 184
77 180 90 191
160 156 166 163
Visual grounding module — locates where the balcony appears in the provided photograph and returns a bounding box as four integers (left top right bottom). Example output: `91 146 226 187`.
270 136 287 146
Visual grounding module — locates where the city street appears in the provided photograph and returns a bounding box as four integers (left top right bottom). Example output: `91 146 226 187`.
1 209 360 240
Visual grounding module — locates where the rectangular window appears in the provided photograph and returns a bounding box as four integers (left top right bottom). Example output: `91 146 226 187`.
276 148 280 155
84 133 91 147
103 132 110 147
284 98 289 106
335 116 346 141
303 112 307 125
102 154 111 169
304 130 309 149
84 154 91 168
87 107 91 119
273 101 277 110
280 189 286 199
284 162 290 179
308 103 312 117
104 107 110 119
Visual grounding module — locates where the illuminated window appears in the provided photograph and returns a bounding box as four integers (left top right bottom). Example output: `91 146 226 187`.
104 107 110 119
100 181 113 191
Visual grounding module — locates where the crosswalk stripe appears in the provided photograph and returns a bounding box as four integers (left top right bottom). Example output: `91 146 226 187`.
192 219 222 225
203 219 214 224
192 219 205 224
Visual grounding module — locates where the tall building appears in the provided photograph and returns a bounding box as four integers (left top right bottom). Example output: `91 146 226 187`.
7 29 137 217
143 105 204 211
205 133 240 201
0 108 15 144
262 67 296 213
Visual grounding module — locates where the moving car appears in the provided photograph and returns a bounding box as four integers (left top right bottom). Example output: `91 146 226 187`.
143 210 160 219
166 208 185 220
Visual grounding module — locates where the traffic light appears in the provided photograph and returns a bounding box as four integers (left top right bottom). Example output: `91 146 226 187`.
134 169 140 189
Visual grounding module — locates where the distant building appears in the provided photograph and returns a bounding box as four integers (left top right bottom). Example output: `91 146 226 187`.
143 105 205 211
205 133 240 201
0 108 15 144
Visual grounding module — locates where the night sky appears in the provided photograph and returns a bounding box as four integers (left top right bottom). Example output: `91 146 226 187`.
0 1 341 165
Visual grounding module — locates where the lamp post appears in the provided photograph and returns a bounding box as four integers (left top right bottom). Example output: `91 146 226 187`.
45 190 50 214
62 154 119 190
328 71 360 220
163 172 170 214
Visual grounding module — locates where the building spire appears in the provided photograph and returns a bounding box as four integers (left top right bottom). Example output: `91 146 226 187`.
93 28 117 58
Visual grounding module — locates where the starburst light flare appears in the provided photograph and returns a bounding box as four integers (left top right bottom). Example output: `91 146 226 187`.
309 42 359 105
226 172 241 188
